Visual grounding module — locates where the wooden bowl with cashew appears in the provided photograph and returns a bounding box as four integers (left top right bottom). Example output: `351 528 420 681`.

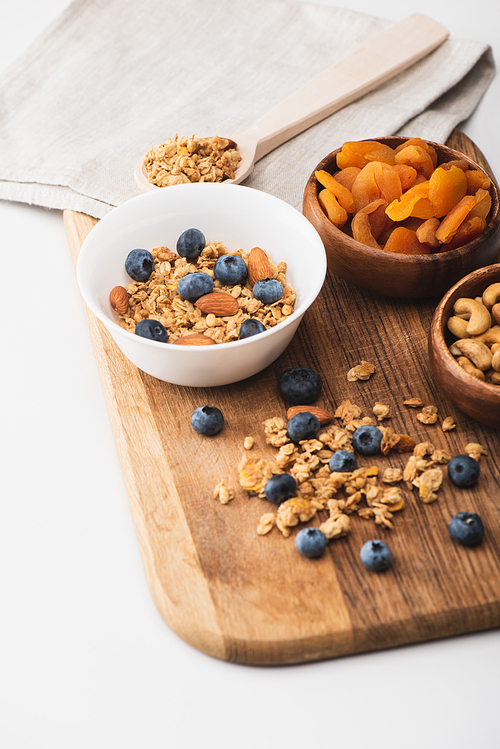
302 136 500 298
428 263 500 428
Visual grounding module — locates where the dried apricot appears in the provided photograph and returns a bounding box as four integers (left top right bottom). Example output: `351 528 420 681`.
351 161 401 212
428 165 467 217
315 170 355 213
383 226 432 255
465 169 491 194
441 216 486 250
395 145 434 179
333 166 360 191
336 140 396 169
435 189 489 244
351 209 381 249
416 217 441 248
393 164 417 192
385 181 431 221
318 188 348 228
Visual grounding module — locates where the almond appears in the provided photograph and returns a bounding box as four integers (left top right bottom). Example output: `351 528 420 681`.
286 405 333 425
194 291 239 316
247 246 275 286
173 334 216 346
109 285 129 315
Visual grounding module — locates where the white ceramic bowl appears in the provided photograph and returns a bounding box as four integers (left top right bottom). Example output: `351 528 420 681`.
77 183 327 387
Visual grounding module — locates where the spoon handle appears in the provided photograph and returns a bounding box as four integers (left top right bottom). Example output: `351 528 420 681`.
244 14 448 162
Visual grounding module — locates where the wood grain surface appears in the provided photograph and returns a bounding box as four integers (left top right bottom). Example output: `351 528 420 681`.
64 130 500 665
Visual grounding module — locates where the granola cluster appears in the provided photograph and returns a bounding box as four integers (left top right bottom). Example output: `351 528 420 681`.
115 242 296 344
144 135 242 187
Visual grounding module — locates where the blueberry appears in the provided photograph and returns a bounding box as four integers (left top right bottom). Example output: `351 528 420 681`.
447 455 480 488
190 405 224 436
125 248 155 282
448 512 484 546
252 278 283 304
352 425 383 456
239 318 266 339
214 254 248 285
176 228 206 260
329 450 357 473
264 473 297 504
287 411 321 442
176 272 214 302
134 319 169 343
360 540 391 571
278 367 322 405
295 527 327 558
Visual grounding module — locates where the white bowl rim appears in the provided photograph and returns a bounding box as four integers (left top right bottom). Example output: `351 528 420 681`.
76 182 328 354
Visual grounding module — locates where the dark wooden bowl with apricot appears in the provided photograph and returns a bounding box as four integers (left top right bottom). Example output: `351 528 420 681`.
302 136 500 298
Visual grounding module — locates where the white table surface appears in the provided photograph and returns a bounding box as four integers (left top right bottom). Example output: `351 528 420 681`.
1 1 499 747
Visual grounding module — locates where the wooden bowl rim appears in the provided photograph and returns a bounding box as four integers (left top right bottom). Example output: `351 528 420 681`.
304 135 500 266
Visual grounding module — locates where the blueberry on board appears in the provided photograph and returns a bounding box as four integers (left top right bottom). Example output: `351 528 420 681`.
278 367 322 405
176 228 206 260
176 272 214 302
287 411 321 442
447 455 480 488
134 319 169 343
214 254 248 285
360 540 391 571
125 248 155 282
329 449 357 473
352 424 383 456
264 473 297 504
295 527 327 558
190 405 224 436
252 278 283 304
448 512 484 546
239 318 266 339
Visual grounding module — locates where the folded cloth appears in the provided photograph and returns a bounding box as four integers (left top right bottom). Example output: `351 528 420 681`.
0 0 494 219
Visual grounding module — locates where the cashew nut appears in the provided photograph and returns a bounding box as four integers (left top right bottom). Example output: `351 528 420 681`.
473 325 500 346
453 338 492 370
457 356 486 381
492 303 500 325
486 369 500 384
482 282 500 309
492 349 500 372
447 315 471 338
449 342 462 356
453 297 491 335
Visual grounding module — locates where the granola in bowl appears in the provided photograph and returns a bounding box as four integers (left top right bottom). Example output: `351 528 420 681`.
112 241 296 344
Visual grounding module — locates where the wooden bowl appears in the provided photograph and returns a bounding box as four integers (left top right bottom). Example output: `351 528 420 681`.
302 136 500 298
428 263 500 428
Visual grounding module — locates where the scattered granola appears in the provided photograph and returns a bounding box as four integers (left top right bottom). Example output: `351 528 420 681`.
347 360 375 382
441 416 456 432
114 242 295 344
213 479 235 505
144 135 242 186
465 442 488 461
373 402 391 421
243 436 254 450
403 397 424 408
417 405 439 425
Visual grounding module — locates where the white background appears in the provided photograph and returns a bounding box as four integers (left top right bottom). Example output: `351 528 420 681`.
1 1 499 747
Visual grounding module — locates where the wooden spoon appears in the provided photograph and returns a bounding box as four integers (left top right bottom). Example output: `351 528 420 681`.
135 13 448 192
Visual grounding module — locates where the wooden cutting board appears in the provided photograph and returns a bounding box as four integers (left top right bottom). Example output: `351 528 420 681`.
64 130 500 665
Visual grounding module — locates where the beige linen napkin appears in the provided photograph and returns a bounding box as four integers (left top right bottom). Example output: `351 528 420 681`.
0 0 494 218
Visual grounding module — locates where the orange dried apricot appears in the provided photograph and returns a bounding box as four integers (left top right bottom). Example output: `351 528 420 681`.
395 145 434 179
333 166 360 191
383 226 432 255
351 161 401 212
385 181 431 221
415 217 441 248
315 170 355 213
393 164 417 192
428 165 467 217
441 216 486 250
351 209 381 249
336 140 396 169
395 137 438 168
468 188 492 220
435 188 490 244
465 169 491 194
318 188 348 228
